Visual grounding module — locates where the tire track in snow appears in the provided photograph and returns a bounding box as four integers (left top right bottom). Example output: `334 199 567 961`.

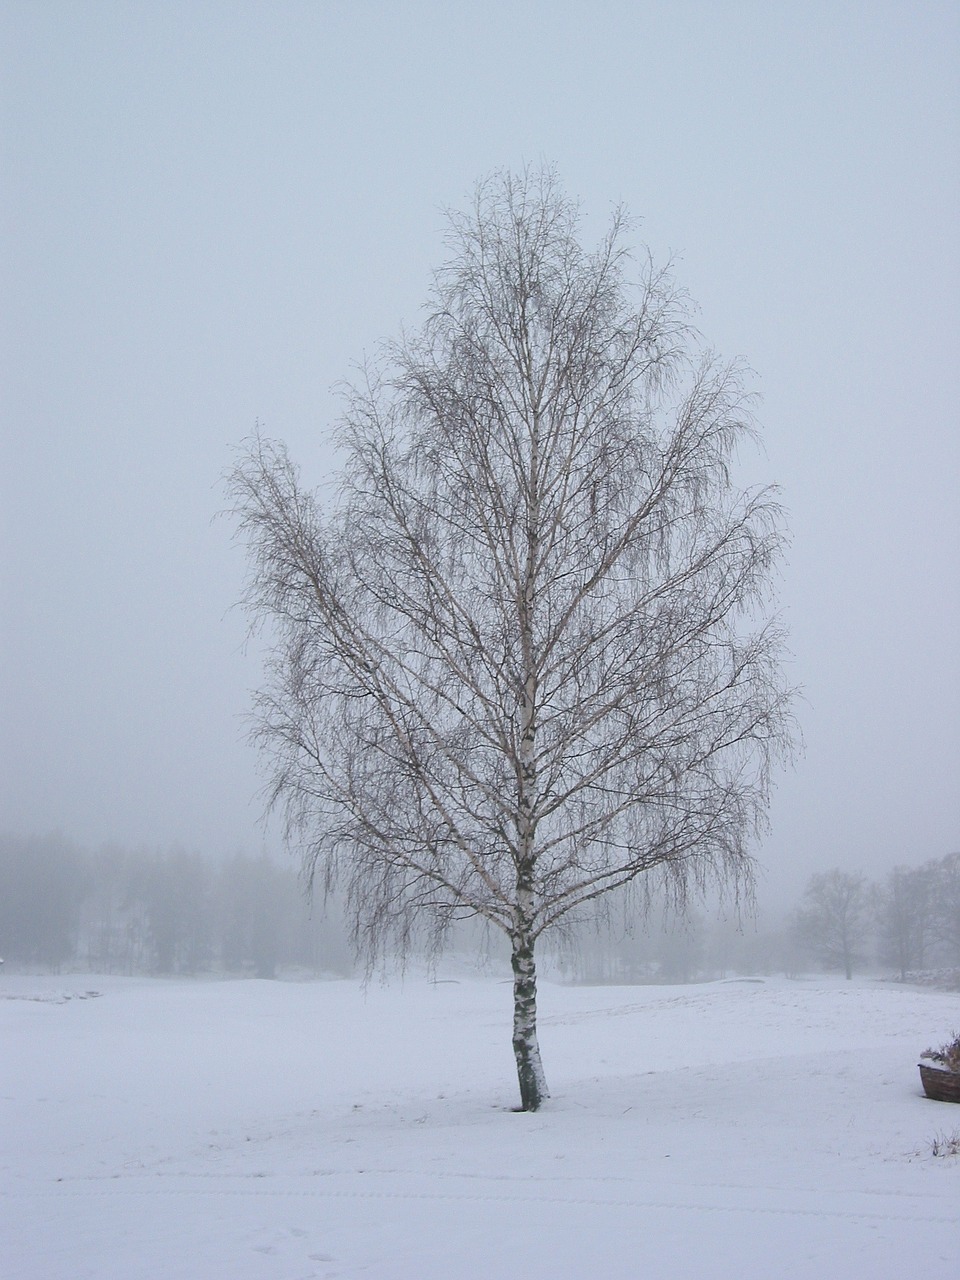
3 1179 957 1226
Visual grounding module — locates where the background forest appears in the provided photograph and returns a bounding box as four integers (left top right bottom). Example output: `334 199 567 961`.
0 835 352 978
3 833 957 987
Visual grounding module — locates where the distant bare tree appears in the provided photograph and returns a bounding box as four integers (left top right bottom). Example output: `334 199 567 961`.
793 869 873 980
929 852 960 965
878 864 933 980
229 168 793 1110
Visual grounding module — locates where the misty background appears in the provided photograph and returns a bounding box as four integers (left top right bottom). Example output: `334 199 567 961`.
2 2 957 954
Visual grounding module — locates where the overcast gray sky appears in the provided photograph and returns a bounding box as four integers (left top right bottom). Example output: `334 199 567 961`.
2 1 957 907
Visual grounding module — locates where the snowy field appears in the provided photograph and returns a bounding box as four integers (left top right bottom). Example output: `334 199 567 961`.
2 971 958 1279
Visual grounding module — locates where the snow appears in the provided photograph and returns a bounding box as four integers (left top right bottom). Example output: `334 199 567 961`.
2 971 958 1278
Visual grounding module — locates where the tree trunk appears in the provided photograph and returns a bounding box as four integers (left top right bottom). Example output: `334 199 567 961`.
511 930 549 1111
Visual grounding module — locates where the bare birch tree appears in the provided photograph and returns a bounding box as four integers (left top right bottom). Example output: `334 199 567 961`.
878 863 932 980
793 870 873 980
228 169 793 1111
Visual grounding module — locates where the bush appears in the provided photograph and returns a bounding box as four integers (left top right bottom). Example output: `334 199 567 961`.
921 1031 960 1073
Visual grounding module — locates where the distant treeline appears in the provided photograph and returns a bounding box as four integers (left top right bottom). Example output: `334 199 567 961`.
1 834 957 983
560 853 960 984
789 856 960 982
0 834 352 977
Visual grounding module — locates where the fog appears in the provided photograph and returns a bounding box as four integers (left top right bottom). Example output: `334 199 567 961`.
2 1 958 917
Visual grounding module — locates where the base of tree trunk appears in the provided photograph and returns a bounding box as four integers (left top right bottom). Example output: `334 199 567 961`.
511 936 549 1111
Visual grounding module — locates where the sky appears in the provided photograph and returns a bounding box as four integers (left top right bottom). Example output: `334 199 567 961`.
1 0 957 910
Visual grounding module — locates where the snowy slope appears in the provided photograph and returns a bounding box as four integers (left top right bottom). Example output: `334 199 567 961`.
2 973 958 1278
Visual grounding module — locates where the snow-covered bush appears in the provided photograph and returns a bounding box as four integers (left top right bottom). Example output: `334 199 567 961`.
921 1031 960 1073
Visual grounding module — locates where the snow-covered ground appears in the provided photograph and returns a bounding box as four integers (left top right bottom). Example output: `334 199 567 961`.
2 971 958 1278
